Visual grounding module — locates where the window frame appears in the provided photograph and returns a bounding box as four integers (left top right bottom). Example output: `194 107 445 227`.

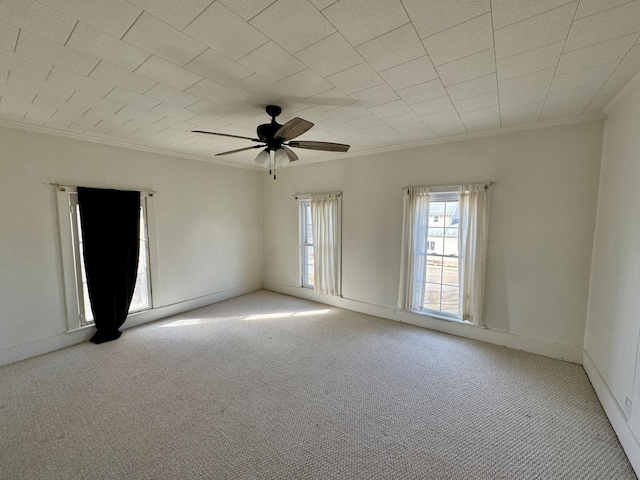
417 189 461 321
56 185 159 332
299 199 314 289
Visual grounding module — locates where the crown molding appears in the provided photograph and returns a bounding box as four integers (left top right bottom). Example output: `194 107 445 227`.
0 111 605 172
0 118 261 171
288 112 606 168
603 70 640 118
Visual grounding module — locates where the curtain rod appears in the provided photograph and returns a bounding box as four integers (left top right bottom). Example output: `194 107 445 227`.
293 191 342 199
401 182 494 190
50 183 156 196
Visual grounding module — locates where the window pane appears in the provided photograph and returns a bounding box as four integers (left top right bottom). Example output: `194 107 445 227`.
424 282 441 311
426 255 442 283
443 227 458 257
429 234 444 255
441 285 459 314
307 264 314 286
429 202 444 226
305 245 314 287
442 257 459 286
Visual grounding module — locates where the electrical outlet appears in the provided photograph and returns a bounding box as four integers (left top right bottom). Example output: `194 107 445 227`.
225 281 230 290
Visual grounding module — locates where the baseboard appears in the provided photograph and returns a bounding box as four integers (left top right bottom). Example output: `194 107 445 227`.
264 282 583 364
583 350 640 474
0 282 262 367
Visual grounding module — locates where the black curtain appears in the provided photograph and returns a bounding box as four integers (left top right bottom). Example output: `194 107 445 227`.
77 187 140 344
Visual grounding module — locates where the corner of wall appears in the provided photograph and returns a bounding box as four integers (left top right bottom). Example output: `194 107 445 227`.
583 350 640 474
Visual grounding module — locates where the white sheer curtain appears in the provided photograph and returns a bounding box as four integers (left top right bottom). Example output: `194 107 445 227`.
458 184 491 325
311 193 341 296
398 187 430 311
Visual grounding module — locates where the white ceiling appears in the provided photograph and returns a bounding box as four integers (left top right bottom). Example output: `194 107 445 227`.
1 0 639 167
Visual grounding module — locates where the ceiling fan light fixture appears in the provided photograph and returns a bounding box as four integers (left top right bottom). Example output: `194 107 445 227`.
255 149 271 168
274 148 290 168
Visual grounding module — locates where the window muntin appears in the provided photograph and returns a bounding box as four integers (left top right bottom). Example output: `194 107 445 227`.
69 193 152 326
300 200 314 288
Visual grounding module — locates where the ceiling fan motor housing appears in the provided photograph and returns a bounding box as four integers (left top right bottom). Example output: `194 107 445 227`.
257 121 284 150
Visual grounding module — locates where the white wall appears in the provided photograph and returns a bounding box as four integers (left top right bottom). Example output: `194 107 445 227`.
262 121 604 360
583 87 640 470
0 126 262 364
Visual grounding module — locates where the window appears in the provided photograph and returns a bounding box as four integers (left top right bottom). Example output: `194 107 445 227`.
298 193 341 295
57 186 156 330
398 184 491 325
424 191 460 316
300 200 314 288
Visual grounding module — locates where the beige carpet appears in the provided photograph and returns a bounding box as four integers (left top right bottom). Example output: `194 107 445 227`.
0 290 635 479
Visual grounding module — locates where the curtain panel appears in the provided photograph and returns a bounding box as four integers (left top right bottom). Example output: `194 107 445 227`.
77 187 141 344
458 184 491 326
310 193 341 296
398 187 430 311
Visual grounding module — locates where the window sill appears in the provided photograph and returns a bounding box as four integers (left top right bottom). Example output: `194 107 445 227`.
67 324 94 334
67 308 152 334
410 309 467 325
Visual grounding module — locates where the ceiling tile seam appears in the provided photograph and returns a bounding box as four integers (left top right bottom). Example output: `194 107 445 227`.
354 20 414 50
126 12 210 68
417 10 490 41
13 28 20 53
493 0 578 34
446 71 496 90
44 64 55 83
499 98 547 111
389 3 440 82
85 60 103 79
175 0 216 32
377 53 431 76
63 20 79 47
579 39 640 114
496 66 557 86
562 29 640 54
119 10 144 41
183 49 253 84
288 31 339 58
313 58 369 82
394 0 458 132
313 2 398 50
546 79 608 98
495 40 564 63
346 77 387 95
448 85 498 104
493 0 576 30
133 59 199 93
557 58 633 78
454 98 500 116
537 1 582 120
489 1 502 127
243 0 279 23
435 47 495 71
573 0 637 23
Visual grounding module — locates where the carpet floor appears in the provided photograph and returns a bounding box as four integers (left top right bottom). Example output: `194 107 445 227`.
0 290 635 479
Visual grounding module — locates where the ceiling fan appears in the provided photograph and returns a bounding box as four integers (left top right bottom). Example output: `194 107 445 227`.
192 105 350 179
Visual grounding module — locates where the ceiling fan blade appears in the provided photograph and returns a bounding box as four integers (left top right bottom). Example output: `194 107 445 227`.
215 145 265 156
192 130 260 142
274 118 314 141
282 146 298 162
288 141 350 152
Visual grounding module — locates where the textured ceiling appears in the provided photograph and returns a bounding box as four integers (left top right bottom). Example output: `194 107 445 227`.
1 0 639 167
